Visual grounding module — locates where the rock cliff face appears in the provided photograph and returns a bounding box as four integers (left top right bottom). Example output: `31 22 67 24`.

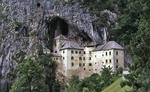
0 0 118 91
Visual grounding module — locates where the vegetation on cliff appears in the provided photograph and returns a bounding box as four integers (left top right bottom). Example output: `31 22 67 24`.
9 52 60 92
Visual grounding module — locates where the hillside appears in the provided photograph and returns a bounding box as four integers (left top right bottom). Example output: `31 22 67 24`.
102 77 131 92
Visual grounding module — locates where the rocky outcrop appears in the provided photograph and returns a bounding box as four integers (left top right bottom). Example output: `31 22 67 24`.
0 0 120 91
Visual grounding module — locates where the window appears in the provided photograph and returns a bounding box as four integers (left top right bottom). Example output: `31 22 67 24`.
63 51 65 53
116 59 118 63
83 57 85 60
72 62 74 66
89 51 91 54
79 51 81 54
55 51 57 53
84 51 86 54
106 59 108 64
106 52 107 56
84 68 86 70
89 57 91 60
79 63 82 67
63 57 65 60
89 69 91 71
109 59 111 63
116 51 118 55
56 58 58 60
71 56 74 60
102 54 104 56
116 65 118 68
89 63 92 66
75 51 78 54
95 63 97 64
79 57 82 60
71 50 74 54
95 55 96 57
83 63 85 66
109 51 111 55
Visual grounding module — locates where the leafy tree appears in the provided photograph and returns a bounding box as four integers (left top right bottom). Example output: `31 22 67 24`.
101 66 113 88
38 54 58 92
10 56 49 92
112 0 150 91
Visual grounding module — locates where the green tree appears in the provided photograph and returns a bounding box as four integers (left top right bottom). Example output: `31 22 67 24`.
101 66 113 88
38 54 58 92
10 56 49 92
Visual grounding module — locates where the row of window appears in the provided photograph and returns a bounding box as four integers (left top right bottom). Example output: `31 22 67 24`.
53 57 59 61
104 59 119 64
71 56 91 61
63 50 92 54
71 62 92 67
102 51 119 57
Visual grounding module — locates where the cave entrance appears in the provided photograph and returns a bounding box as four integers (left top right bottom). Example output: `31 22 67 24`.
47 16 69 50
50 17 69 37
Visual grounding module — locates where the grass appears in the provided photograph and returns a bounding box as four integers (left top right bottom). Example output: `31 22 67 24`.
102 77 132 92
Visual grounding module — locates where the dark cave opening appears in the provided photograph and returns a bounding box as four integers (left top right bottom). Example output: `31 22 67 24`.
53 17 68 36
37 3 41 8
46 17 69 50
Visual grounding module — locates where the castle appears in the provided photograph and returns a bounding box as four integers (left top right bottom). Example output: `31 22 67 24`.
45 35 124 79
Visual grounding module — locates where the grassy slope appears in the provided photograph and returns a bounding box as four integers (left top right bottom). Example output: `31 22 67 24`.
102 77 131 92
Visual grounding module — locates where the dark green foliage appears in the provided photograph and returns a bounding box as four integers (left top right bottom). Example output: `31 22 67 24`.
10 53 60 92
66 67 119 92
111 0 150 91
10 56 49 92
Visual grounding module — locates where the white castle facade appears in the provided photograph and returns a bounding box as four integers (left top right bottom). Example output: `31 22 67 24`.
45 35 124 79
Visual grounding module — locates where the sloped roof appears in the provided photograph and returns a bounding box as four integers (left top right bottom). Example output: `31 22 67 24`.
60 41 83 50
51 53 61 57
94 41 124 51
84 41 97 47
54 34 67 40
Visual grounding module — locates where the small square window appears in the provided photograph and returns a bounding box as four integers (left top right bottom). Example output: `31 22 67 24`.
71 50 74 54
109 59 111 63
79 57 82 60
116 59 118 63
83 57 85 60
106 59 108 64
63 51 65 53
72 62 74 66
79 51 81 54
109 51 111 55
84 51 86 54
116 65 118 68
84 68 86 70
89 57 91 60
83 63 85 66
89 63 92 66
71 56 74 60
116 51 118 55
79 63 82 67
75 51 78 54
